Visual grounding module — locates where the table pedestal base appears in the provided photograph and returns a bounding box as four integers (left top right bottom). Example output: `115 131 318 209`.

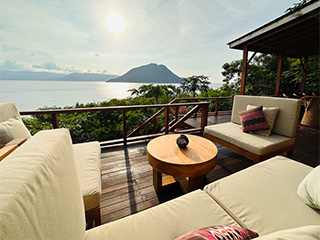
153 169 204 193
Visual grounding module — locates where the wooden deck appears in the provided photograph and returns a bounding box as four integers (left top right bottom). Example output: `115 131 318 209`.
98 114 319 226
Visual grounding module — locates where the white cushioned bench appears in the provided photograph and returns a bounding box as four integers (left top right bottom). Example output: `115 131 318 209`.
204 95 301 163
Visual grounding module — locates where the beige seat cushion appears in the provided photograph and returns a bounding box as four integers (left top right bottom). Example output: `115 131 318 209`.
204 156 320 236
85 190 241 240
0 129 85 240
73 142 101 211
204 122 295 156
255 225 320 240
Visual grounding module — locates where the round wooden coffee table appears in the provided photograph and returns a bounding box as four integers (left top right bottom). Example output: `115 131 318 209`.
147 134 217 193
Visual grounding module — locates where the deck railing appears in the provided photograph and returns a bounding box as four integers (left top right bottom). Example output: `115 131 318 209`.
19 97 233 146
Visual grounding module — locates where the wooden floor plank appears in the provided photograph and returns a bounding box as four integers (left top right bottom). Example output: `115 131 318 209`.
96 114 319 226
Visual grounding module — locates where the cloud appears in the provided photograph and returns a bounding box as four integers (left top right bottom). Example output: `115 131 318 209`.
32 61 62 70
1 44 24 53
64 67 83 73
0 59 25 71
95 53 100 56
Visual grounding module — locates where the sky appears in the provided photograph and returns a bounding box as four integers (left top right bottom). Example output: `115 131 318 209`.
0 0 297 83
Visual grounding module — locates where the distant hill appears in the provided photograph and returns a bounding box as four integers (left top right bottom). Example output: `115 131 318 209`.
0 70 67 80
0 70 118 81
60 73 118 81
107 63 181 83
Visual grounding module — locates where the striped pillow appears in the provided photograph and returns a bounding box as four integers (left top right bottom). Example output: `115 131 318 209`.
239 105 270 132
175 225 259 240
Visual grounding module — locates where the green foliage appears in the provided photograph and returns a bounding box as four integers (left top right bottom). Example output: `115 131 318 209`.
180 75 210 97
221 54 320 96
286 0 314 13
128 84 181 103
199 87 234 112
22 95 171 143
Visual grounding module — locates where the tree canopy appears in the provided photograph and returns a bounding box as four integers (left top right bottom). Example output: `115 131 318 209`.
128 84 181 103
221 54 319 96
180 75 210 97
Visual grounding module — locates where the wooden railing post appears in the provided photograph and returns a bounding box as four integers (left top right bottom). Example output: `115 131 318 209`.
165 106 169 134
122 109 127 146
175 106 179 120
153 118 157 134
52 113 59 129
194 99 199 118
201 103 209 129
215 98 219 115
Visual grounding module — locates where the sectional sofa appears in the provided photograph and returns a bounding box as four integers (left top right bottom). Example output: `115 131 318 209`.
0 128 319 239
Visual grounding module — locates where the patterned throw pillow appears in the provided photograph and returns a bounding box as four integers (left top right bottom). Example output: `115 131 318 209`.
246 105 279 137
239 105 270 133
175 225 259 240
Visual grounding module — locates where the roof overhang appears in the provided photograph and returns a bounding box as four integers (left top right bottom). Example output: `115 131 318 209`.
228 1 320 58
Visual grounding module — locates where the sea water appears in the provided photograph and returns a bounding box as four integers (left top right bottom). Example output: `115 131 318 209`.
0 80 223 111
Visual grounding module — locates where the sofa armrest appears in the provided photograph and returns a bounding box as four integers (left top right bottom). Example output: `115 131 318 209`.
0 138 26 161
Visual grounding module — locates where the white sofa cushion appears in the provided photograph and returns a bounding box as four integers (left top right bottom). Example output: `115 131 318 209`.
204 156 320 236
231 95 301 138
0 115 31 148
0 129 86 240
73 141 101 211
85 190 241 240
204 122 295 155
297 165 320 209
255 225 320 240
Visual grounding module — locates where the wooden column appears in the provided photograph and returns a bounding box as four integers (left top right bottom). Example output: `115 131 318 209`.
275 54 283 96
301 57 308 94
240 45 248 95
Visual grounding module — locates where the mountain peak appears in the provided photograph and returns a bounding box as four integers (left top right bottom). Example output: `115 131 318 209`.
107 63 181 83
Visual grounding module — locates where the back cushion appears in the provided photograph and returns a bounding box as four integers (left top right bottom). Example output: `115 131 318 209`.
0 129 85 240
0 116 32 147
231 95 301 137
0 102 21 122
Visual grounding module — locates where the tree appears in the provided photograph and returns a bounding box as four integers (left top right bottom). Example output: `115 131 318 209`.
286 0 314 13
128 84 181 103
221 54 320 96
180 75 210 97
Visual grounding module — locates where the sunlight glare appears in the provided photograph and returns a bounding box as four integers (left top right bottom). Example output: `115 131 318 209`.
106 14 124 32
106 83 130 97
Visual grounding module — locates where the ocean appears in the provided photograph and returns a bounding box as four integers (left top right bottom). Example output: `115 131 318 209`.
0 80 223 111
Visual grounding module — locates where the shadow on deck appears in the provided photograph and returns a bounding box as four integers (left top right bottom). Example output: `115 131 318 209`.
99 114 319 225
